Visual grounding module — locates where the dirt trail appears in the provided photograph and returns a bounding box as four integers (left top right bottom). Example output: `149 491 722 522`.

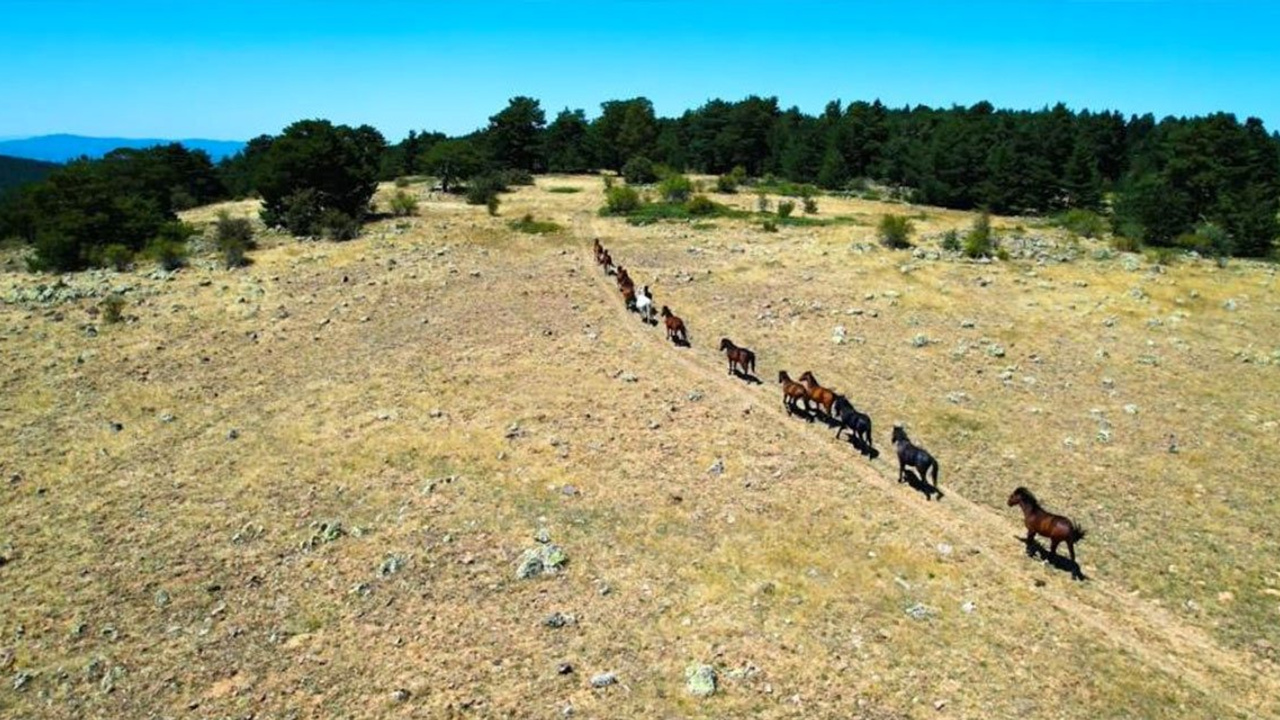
574 212 1279 717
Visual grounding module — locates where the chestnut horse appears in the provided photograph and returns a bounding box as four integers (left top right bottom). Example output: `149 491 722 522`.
660 306 688 345
615 266 633 292
593 238 605 263
777 371 812 419
718 338 756 377
621 283 637 312
1008 487 1087 580
797 371 837 417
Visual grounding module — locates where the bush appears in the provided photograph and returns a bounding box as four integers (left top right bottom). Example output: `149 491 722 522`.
214 211 255 268
761 219 778 232
686 194 718 216
1110 232 1142 253
1175 221 1235 257
465 174 507 206
658 174 693 203
963 211 996 258
509 213 561 234
389 190 418 217
622 156 658 184
803 196 819 214
756 192 771 213
98 243 134 271
278 188 323 236
878 214 914 249
941 228 961 252
498 168 535 186
1056 209 1108 239
320 209 360 241
144 221 195 270
256 119 383 236
716 165 747 193
486 194 500 216
603 185 642 215
1145 246 1179 266
394 176 411 188
101 294 126 324
777 200 796 219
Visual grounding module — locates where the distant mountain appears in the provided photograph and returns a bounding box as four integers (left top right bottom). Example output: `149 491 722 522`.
0 134 245 163
0 154 59 194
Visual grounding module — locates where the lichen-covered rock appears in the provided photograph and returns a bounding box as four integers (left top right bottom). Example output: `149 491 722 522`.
516 543 567 579
685 663 717 697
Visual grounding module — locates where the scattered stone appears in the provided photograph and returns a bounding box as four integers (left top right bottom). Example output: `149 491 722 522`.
516 544 568 579
543 612 577 628
558 662 574 675
109 421 124 433
685 663 717 697
302 520 345 550
505 423 524 439
619 372 638 383
561 484 579 496
986 344 1006 358
1123 404 1139 415
1224 298 1238 311
959 319 976 329
535 527 552 544
934 699 948 711
945 391 968 405
707 459 725 477
226 428 240 440
961 601 977 613
832 325 847 344
379 554 406 577
590 672 617 688
154 589 171 608
936 543 953 557
429 408 444 418
905 603 937 621
687 390 704 402
13 671 33 691
911 333 929 348
391 688 411 703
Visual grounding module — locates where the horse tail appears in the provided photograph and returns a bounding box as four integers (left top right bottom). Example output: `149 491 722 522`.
929 458 939 484
747 352 756 374
1071 524 1087 543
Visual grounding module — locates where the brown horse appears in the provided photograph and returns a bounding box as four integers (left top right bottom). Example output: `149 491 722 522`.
797 371 837 417
777 371 812 419
1008 486 1087 580
593 238 604 261
660 306 688 345
599 250 614 273
615 266 633 292
718 338 756 377
621 283 637 311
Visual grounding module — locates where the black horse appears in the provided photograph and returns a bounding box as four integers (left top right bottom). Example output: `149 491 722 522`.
891 425 941 499
832 395 874 449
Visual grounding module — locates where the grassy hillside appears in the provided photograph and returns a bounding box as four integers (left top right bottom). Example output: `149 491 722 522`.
0 178 1277 718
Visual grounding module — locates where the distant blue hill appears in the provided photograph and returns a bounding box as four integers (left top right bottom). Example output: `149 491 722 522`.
0 134 246 163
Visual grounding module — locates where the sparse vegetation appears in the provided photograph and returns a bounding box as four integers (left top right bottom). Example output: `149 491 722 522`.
622 156 658 184
657 174 693 203
214 211 255 268
963 210 996 258
878 214 914 249
388 190 419 217
777 200 796 219
509 213 561 234
100 293 125 323
1055 209 1107 239
602 185 642 215
548 186 581 194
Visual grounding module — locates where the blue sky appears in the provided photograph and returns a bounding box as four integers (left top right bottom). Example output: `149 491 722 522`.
1 0 1277 141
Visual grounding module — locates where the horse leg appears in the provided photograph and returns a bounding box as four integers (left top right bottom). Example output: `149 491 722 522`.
1049 538 1061 558
1025 530 1038 557
1068 541 1083 580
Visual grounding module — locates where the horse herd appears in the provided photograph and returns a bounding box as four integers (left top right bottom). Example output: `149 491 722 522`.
592 238 1087 580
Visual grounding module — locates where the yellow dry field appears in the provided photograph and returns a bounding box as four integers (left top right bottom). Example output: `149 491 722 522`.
1 177 1279 719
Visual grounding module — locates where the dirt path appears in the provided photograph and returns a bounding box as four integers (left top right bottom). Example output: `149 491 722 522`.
574 212 1280 717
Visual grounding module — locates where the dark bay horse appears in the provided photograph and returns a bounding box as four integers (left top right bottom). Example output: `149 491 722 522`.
615 266 633 292
621 283 637 311
777 371 812 419
832 395 873 449
891 425 940 499
719 338 756 377
660 306 688 345
1008 486 1087 580
797 371 837 418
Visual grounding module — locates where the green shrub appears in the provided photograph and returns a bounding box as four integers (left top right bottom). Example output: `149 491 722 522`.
602 175 615 190
1110 232 1142 253
389 190 418 217
686 194 718 216
101 294 126 324
1055 209 1107 239
802 196 819 214
658 174 693 203
1145 246 1179 266
465 174 507 206
777 200 796 219
279 188 323 236
1175 221 1235 257
214 211 255 268
878 214 914 249
320 209 360 241
548 186 581 194
622 156 658 184
756 192 771 214
963 211 995 258
498 168 535 186
486 194 500 216
98 244 134 271
144 221 195 270
603 185 642 215
941 228 961 252
761 219 778 232
394 176 411 188
509 213 561 234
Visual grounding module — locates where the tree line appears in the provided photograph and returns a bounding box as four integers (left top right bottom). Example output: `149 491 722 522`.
2 95 1277 271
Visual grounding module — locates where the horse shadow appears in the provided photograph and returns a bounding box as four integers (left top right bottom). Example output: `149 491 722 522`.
671 337 691 348
842 433 880 460
731 369 762 385
1017 536 1088 581
900 468 943 501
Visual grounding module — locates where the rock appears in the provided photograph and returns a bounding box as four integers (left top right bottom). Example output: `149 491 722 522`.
590 672 617 688
1123 404 1139 415
109 421 124 433
227 428 240 440
1224 298 1238 311
543 612 577 628
558 662 574 675
912 333 929 348
428 408 444 418
832 325 847 344
505 423 524 439
961 600 977 613
986 344 1006 358
379 554 406 577
13 671 33 691
685 663 717 697
687 391 704 402
959 319 976 328
516 544 568 579
707 459 725 477
905 603 937 621
936 543 953 557
391 688 411 703
945 391 968 404
154 589 171 607
535 527 552 544
619 372 638 383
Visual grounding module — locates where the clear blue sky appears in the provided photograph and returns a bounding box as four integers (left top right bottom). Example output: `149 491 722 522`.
1 0 1277 141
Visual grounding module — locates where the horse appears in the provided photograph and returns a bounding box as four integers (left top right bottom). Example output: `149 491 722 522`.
1008 486 1087 579
797 371 837 418
635 285 656 324
832 394 873 448
777 371 812 419
615 266 633 292
891 425 941 499
621 283 637 312
719 338 756 377
660 306 688 345
593 238 604 262
600 251 615 274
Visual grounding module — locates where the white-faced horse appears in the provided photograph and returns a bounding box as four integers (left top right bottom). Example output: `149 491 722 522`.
635 285 656 324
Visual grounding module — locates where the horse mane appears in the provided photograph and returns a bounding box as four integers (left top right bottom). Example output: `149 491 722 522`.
1013 486 1041 510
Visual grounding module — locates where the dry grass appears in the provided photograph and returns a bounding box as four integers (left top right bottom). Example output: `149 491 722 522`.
0 175 1278 718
